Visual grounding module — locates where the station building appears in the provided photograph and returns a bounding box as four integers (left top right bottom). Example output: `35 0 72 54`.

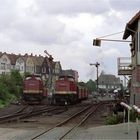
122 11 140 106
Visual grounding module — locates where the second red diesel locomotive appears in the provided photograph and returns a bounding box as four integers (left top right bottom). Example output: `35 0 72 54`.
54 74 88 104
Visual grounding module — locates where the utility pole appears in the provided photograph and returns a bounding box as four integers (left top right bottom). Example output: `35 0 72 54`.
90 62 100 93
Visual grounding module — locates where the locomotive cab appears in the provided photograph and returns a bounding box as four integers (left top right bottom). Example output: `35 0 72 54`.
23 74 47 104
54 75 78 104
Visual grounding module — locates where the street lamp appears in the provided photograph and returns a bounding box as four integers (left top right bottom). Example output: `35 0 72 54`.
90 62 100 93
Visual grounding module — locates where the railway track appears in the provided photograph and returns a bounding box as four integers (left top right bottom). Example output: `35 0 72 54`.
31 102 104 140
0 105 29 122
0 105 32 123
0 105 67 123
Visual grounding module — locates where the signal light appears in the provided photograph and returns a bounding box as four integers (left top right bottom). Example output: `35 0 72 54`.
93 38 101 46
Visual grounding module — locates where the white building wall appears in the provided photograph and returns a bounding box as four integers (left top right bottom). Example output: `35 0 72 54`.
15 57 25 74
0 54 11 74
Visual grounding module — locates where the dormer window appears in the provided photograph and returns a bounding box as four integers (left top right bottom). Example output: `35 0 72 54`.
3 58 7 62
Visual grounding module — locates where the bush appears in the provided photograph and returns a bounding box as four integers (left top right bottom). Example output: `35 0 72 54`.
130 109 137 122
106 114 123 125
0 71 23 108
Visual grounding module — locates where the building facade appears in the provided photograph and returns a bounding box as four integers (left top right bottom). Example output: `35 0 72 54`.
0 53 11 75
98 72 121 92
123 11 140 106
0 52 62 95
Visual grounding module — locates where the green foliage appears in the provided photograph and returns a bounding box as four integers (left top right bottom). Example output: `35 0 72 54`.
130 109 138 122
10 70 23 86
0 71 23 107
86 79 96 92
106 114 123 125
24 72 31 78
78 79 96 93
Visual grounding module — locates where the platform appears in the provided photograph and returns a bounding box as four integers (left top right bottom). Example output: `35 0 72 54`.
0 123 139 140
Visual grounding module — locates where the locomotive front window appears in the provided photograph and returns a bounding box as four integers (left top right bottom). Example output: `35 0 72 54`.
68 77 74 81
59 77 65 80
35 77 42 80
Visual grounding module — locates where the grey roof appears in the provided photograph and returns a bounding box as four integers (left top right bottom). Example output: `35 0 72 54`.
123 11 140 39
6 53 18 65
98 74 120 85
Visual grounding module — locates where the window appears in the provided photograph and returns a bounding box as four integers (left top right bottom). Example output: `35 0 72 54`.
3 58 7 62
26 66 34 72
2 71 5 75
42 67 46 73
68 77 74 81
17 58 23 64
16 65 20 70
59 77 65 80
7 64 11 69
21 66 24 71
1 63 6 70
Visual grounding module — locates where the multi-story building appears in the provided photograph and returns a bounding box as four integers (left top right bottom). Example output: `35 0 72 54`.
15 55 26 75
98 72 121 92
0 52 62 88
0 52 13 75
123 11 140 106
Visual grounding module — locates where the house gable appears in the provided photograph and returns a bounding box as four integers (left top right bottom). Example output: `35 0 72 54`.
26 57 35 74
15 57 25 74
0 53 11 74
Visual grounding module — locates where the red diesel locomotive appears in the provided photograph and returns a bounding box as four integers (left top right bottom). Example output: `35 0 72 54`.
54 75 88 104
22 75 47 103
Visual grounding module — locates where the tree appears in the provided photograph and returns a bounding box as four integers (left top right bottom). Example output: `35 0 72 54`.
86 79 96 93
10 70 23 97
10 70 23 86
0 74 17 107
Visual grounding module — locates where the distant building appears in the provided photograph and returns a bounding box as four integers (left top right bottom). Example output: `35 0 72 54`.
15 55 26 75
60 69 79 82
0 52 82 95
98 72 121 92
0 52 62 86
0 52 11 75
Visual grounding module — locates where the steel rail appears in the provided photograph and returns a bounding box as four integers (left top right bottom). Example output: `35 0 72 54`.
0 106 55 123
31 103 96 140
0 105 28 121
59 103 102 140
0 106 33 123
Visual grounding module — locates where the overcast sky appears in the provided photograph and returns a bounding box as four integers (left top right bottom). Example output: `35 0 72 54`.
0 0 139 81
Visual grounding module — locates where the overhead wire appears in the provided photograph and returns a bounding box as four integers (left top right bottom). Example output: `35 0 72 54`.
98 31 124 39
